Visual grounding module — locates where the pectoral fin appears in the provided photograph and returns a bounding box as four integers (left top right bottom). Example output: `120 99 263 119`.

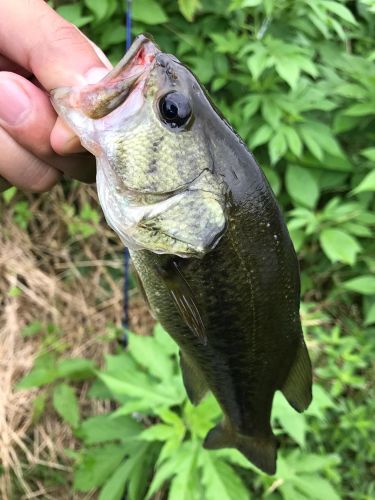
156 259 207 345
180 351 208 405
281 339 312 412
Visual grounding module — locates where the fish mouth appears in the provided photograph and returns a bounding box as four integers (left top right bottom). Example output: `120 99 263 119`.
52 35 159 120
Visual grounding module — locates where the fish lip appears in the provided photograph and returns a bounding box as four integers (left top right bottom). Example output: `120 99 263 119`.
82 35 159 119
53 35 160 120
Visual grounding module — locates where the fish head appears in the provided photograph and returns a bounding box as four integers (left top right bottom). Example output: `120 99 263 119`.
51 35 227 256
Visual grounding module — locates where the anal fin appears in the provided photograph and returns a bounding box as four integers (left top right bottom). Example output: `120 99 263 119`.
203 421 277 475
281 339 312 412
180 351 208 405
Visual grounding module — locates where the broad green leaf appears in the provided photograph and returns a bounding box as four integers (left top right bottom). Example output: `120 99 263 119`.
168 443 200 500
293 475 341 500
342 276 375 295
361 147 375 161
320 229 361 265
78 414 142 444
178 0 200 21
128 331 174 381
345 102 375 116
84 0 107 20
153 323 179 356
275 57 300 88
139 423 182 442
286 165 319 208
56 358 96 379
352 170 375 194
52 383 80 428
200 451 250 500
98 460 129 500
132 0 168 24
16 368 59 389
247 46 270 80
364 302 375 325
283 126 303 157
146 441 196 498
262 166 281 195
249 124 273 149
322 1 358 25
272 393 306 447
98 442 154 500
269 130 287 164
74 444 127 491
2 186 17 203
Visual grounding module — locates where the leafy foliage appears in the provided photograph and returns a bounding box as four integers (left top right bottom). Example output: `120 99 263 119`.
11 0 375 498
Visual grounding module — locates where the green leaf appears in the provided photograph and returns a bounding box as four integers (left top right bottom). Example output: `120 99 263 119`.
342 276 375 295
16 368 59 389
361 147 375 161
286 165 319 208
168 443 200 500
273 393 306 446
322 1 358 25
269 130 287 164
139 423 181 442
352 170 375 194
2 186 17 204
84 0 108 20
98 460 129 500
146 442 196 498
78 414 142 444
200 451 250 500
132 0 168 25
283 126 303 157
98 442 155 500
345 102 375 116
56 358 96 379
52 383 80 428
74 444 127 491
320 229 361 265
178 0 200 21
275 57 300 88
249 124 273 149
128 331 174 381
364 302 375 325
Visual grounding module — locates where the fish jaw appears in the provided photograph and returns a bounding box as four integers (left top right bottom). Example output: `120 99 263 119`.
50 35 159 154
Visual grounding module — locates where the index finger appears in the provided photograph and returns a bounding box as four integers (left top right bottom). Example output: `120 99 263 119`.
0 0 108 90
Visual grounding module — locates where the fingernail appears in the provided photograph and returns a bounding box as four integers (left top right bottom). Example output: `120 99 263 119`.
0 78 31 126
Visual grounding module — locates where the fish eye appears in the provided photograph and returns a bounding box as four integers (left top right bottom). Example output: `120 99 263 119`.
159 92 192 128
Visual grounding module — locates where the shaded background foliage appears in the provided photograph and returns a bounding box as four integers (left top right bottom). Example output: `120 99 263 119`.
1 0 374 499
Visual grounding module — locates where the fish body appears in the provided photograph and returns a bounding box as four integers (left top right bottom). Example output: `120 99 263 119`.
51 35 312 474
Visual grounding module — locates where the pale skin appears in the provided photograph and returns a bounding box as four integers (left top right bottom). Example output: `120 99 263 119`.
0 0 112 193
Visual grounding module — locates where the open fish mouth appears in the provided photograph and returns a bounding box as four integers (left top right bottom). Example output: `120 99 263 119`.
51 35 159 122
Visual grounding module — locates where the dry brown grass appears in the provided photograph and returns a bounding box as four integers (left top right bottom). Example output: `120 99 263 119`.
0 183 153 499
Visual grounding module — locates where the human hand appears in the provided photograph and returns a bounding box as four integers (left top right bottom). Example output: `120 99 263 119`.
0 0 112 193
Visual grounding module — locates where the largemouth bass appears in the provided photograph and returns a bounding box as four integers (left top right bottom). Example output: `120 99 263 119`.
51 35 312 475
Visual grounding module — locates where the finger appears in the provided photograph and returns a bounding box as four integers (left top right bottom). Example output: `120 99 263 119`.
0 0 110 89
0 53 31 77
0 127 61 192
0 0 111 154
0 72 96 183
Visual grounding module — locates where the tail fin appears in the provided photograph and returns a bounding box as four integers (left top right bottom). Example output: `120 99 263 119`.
203 421 277 475
281 339 312 412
